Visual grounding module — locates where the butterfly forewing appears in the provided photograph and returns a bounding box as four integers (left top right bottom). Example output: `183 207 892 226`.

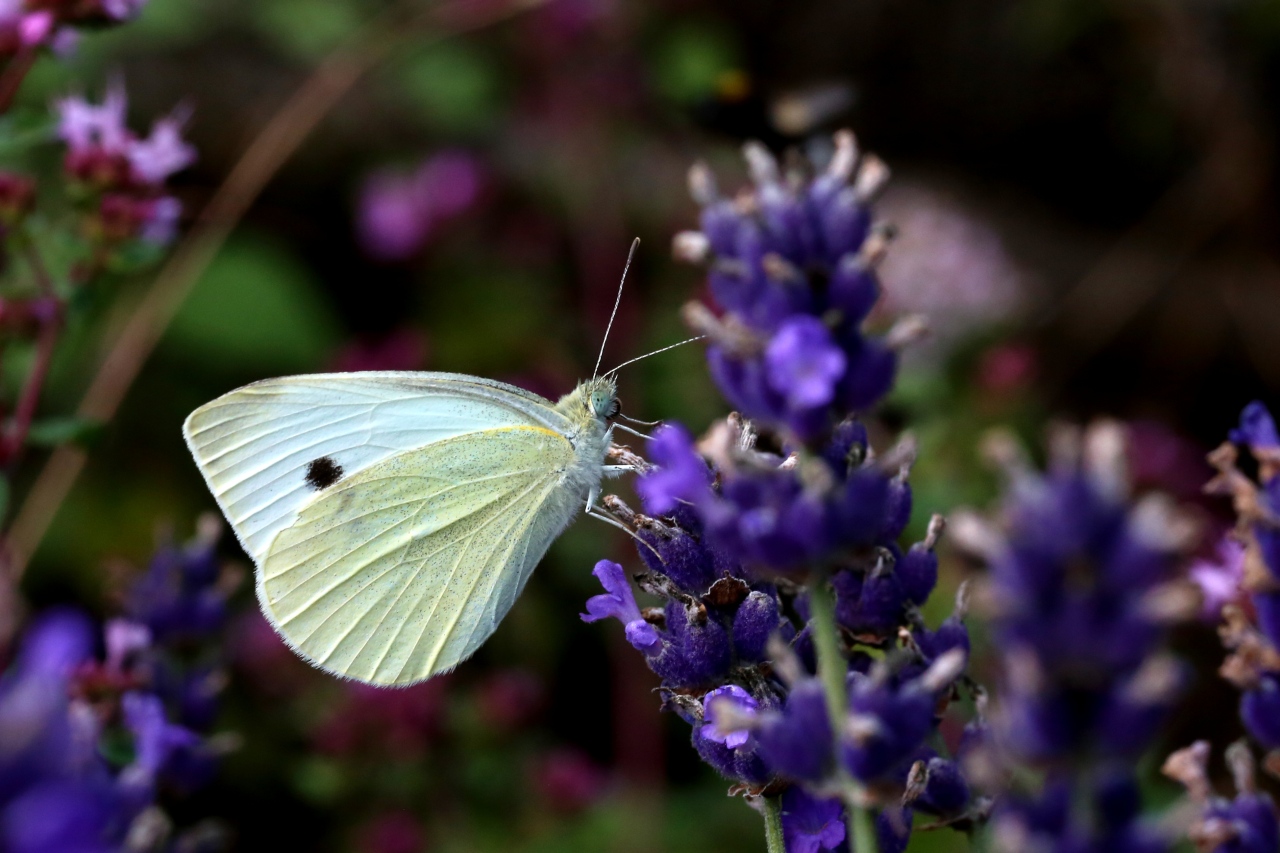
261 425 579 685
183 372 572 565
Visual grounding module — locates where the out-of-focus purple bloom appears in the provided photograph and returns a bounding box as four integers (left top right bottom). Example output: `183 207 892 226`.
1204 795 1280 853
0 2 56 54
121 692 199 782
417 151 483 219
1241 676 1280 749
636 423 711 515
755 680 833 783
476 669 544 734
531 748 607 815
1190 535 1246 621
972 423 1184 763
357 171 425 261
700 685 758 748
56 85 130 155
356 150 484 261
17 10 52 46
57 84 193 197
579 560 661 653
765 316 847 412
1165 741 1279 853
993 775 1168 853
876 182 1027 361
127 531 227 643
1231 401 1280 451
103 619 150 673
780 787 845 853
137 196 181 245
127 116 195 186
101 0 149 21
312 680 446 759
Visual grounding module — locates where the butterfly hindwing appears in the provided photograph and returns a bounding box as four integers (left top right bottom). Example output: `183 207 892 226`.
260 425 580 685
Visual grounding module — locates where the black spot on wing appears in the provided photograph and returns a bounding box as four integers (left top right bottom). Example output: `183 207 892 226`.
305 456 344 490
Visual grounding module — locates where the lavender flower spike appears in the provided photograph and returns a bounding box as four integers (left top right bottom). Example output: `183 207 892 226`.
580 560 661 653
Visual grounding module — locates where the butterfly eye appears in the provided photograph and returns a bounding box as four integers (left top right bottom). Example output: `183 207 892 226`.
606 399 621 419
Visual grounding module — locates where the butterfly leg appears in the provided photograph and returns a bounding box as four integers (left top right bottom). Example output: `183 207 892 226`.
611 423 652 441
605 443 651 475
581 489 660 560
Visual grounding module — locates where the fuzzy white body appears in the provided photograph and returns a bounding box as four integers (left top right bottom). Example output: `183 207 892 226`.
183 372 616 686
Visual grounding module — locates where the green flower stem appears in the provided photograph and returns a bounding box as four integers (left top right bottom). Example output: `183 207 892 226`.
807 575 879 853
763 795 786 853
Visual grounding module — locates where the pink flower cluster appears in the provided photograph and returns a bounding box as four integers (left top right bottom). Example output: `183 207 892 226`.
356 150 485 261
54 82 194 244
0 0 146 55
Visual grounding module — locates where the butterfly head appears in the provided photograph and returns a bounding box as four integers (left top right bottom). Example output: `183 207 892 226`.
556 376 619 423
584 376 620 420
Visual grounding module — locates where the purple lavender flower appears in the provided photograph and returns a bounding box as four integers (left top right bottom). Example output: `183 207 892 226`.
1206 402 1280 754
1230 401 1280 451
636 423 711 515
969 423 1185 763
755 680 834 782
700 685 758 748
676 132 902 438
780 788 846 853
765 316 847 412
579 560 661 653
585 132 976 853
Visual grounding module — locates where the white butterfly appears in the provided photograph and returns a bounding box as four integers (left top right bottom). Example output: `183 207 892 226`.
184 370 633 686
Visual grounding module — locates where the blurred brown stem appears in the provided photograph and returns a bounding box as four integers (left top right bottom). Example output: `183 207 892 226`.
0 48 37 115
3 240 62 469
3 0 550 580
4 306 61 468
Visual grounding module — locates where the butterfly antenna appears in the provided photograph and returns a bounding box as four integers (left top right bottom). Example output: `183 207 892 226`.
593 237 641 379
619 413 664 427
602 335 707 379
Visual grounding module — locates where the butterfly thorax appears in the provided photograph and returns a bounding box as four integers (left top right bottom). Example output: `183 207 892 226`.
552 376 617 499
